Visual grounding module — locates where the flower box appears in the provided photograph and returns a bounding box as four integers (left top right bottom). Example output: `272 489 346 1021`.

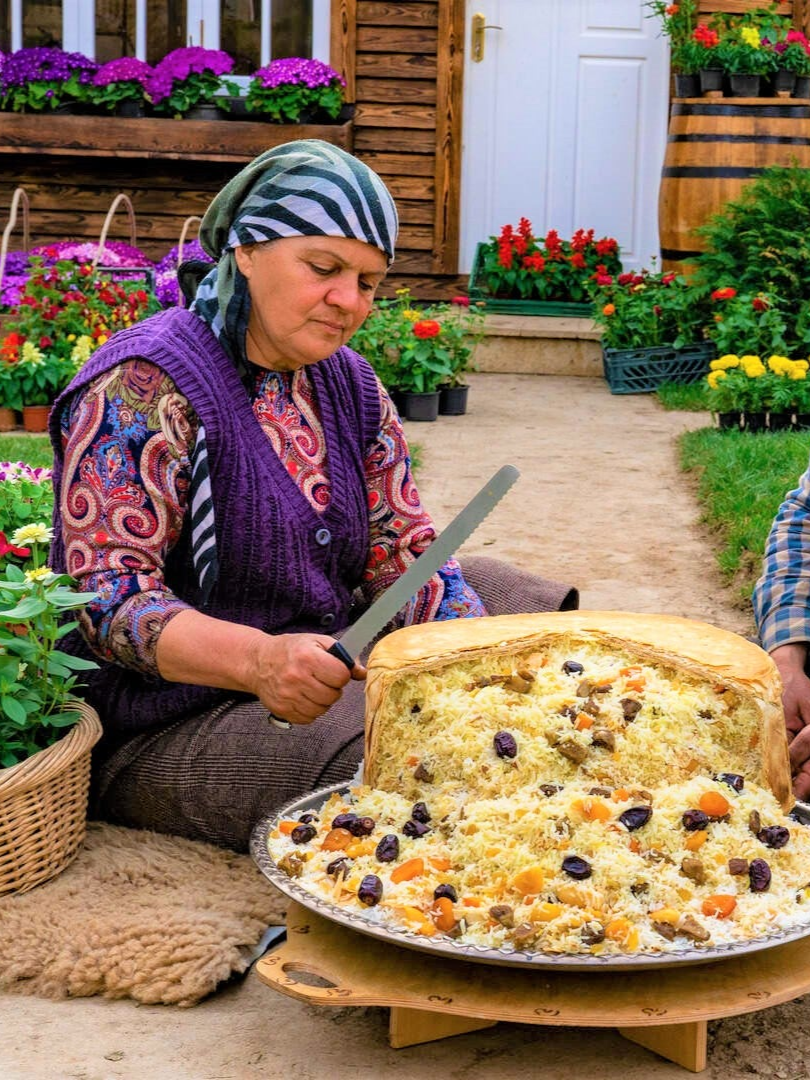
602 342 716 395
468 242 595 318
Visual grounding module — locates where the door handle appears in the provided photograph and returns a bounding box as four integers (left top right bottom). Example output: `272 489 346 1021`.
471 12 502 63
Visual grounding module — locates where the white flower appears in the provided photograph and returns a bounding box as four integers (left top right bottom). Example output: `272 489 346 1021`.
10 523 53 546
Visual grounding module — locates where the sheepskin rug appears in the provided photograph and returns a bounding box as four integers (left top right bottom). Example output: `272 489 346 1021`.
0 822 287 1006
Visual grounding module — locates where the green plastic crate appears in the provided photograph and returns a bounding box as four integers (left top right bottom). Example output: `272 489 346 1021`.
602 343 716 395
468 243 594 317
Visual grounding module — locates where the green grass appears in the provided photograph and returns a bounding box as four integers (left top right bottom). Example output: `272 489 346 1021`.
679 428 810 603
655 382 711 411
0 434 53 468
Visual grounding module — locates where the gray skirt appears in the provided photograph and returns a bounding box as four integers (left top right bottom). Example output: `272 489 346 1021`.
94 556 578 850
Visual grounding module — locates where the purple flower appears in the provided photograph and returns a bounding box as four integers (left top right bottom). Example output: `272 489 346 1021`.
0 47 97 91
146 47 234 105
154 238 214 307
251 57 344 90
93 57 153 88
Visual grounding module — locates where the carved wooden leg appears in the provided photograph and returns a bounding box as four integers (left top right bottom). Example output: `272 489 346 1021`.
618 1021 708 1072
389 1006 497 1049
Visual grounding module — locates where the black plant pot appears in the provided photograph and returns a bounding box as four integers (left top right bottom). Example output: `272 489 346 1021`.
768 411 795 431
795 412 810 429
729 74 761 98
699 68 724 94
774 69 797 96
401 391 440 422
674 73 700 98
184 103 224 121
717 411 742 431
438 384 469 416
115 99 147 118
743 411 767 432
795 76 810 99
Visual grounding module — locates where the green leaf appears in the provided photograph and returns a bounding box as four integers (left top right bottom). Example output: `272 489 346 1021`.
0 597 48 620
1 695 27 725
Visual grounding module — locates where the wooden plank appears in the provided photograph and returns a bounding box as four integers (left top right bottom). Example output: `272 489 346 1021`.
618 1023 708 1073
699 1 792 12
384 250 434 273
380 272 468 300
394 200 436 225
353 102 436 128
357 2 439 27
794 0 809 33
384 175 435 200
432 0 464 273
356 26 438 52
389 1007 495 1049
355 150 435 176
354 126 436 153
355 77 436 104
396 224 435 249
331 0 357 101
355 52 437 78
0 115 353 162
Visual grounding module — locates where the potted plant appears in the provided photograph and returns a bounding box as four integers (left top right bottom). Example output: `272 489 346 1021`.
592 268 714 393
245 57 347 123
716 26 777 97
470 220 622 315
704 289 789 362
688 24 724 93
0 349 23 430
705 356 744 428
705 353 770 429
0 524 102 895
146 46 236 119
89 56 154 117
772 30 810 97
647 0 700 96
0 46 98 112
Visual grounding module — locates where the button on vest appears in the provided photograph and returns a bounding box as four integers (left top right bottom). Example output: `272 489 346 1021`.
315 527 331 546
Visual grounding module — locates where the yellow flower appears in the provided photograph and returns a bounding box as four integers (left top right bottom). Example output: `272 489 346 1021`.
24 566 54 583
97 334 109 345
67 333 76 342
401 309 422 322
711 354 740 370
20 341 44 366
707 370 727 389
395 287 410 296
10 523 53 546
790 368 807 381
741 26 760 47
767 354 792 375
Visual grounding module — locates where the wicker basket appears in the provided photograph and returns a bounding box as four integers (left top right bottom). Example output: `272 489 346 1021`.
0 701 102 895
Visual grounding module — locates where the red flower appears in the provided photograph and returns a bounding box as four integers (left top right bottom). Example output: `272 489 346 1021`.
545 229 563 258
618 272 635 286
693 24 719 47
517 217 533 241
666 4 679 15
522 253 546 272
711 287 737 301
661 272 677 286
569 252 586 269
653 305 662 317
413 320 441 339
451 296 470 306
0 531 31 559
595 237 618 257
499 224 514 242
514 235 528 257
752 296 769 311
497 239 514 270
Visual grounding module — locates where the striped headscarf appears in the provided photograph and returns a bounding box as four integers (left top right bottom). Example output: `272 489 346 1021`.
182 139 398 602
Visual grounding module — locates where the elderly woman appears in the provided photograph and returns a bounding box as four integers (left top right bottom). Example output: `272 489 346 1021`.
48 140 577 851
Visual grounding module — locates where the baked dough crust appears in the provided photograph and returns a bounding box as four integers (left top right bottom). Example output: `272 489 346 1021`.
364 610 792 811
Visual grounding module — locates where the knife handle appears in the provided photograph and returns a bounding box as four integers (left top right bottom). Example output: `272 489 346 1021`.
328 640 355 671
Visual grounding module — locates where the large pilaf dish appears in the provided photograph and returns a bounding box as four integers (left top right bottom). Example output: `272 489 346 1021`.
265 612 810 958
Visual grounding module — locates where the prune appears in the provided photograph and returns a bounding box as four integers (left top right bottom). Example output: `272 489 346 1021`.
757 825 790 849
620 806 652 831
434 883 458 902
403 819 431 838
540 783 563 797
682 809 709 831
728 857 749 875
494 730 518 759
562 660 584 675
412 801 431 823
299 812 318 824
348 816 376 837
717 773 745 793
326 856 350 878
331 812 358 830
358 874 383 906
375 834 400 862
290 823 317 844
562 855 592 880
749 858 772 892
621 698 642 721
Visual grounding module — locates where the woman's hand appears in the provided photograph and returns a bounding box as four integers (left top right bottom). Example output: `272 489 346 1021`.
155 610 365 726
771 643 810 799
250 632 366 725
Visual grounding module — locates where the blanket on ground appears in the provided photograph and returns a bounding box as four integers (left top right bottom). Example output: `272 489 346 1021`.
0 822 286 1007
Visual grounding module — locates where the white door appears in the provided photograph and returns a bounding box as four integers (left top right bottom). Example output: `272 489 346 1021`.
460 1 670 272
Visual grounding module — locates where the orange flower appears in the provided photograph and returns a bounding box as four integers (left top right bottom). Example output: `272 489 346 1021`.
413 319 441 339
602 303 616 316
666 4 679 14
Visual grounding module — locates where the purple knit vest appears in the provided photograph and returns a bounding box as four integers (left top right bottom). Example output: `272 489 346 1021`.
49 307 381 734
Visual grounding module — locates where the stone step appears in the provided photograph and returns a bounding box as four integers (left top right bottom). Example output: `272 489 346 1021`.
473 314 603 377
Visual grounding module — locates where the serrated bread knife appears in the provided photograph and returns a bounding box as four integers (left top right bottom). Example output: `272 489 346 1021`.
267 464 520 729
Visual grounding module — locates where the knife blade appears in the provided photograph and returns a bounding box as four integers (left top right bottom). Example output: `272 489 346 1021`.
267 464 519 729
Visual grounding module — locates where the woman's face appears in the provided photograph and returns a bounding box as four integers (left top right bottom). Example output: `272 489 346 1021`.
234 235 388 371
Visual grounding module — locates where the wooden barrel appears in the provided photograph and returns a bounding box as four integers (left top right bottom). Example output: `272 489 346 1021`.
659 98 810 275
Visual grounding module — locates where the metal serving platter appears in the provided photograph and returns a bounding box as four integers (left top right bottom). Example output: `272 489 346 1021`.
250 784 810 973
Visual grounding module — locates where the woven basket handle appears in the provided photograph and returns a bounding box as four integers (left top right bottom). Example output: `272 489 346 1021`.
92 192 137 274
176 215 202 308
0 186 30 290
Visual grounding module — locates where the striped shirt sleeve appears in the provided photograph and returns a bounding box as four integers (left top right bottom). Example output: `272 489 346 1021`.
753 457 810 652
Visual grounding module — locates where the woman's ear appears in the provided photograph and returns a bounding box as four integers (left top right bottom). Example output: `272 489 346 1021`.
234 245 254 279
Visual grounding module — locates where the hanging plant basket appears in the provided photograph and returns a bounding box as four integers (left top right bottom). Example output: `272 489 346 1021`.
0 701 102 896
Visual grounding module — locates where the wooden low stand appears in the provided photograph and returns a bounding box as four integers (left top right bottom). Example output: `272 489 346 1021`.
255 901 810 1072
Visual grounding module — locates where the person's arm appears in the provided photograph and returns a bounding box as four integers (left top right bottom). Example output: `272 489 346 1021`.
360 384 486 624
753 461 810 795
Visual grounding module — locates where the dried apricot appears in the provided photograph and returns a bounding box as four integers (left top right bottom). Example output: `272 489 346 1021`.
390 857 425 884
702 894 737 919
699 791 730 818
